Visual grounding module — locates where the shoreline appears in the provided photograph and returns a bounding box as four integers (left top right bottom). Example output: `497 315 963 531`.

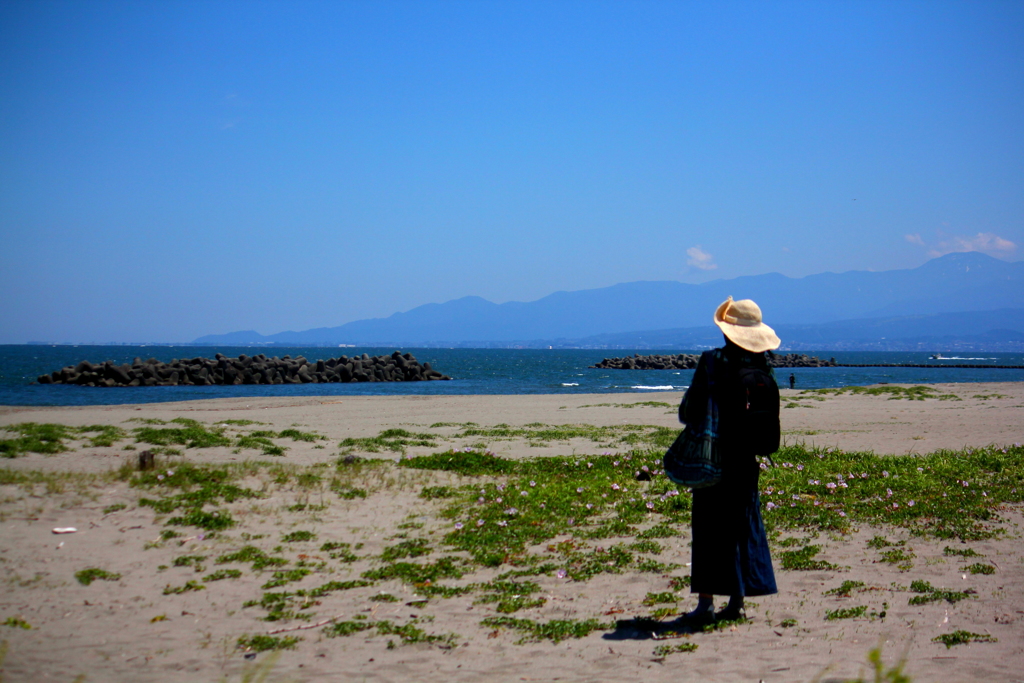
4 348 1024 412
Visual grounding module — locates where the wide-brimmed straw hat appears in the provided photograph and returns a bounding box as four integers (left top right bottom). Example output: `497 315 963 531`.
714 296 781 353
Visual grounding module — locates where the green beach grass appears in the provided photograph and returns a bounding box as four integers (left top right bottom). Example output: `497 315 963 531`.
1 414 1020 676
83 435 1022 656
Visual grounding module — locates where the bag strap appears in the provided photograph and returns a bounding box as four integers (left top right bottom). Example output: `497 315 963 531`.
703 352 718 438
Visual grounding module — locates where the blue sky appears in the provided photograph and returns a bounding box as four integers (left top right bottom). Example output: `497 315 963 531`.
1 0 1022 343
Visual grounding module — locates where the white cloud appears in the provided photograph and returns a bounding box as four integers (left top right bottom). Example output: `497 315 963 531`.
926 232 1017 258
686 246 717 270
904 233 925 246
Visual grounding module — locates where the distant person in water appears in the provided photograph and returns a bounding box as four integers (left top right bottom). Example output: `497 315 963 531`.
789 373 795 389
677 297 781 624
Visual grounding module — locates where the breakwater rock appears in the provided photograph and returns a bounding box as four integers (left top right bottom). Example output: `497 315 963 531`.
591 354 701 370
769 353 837 368
591 353 837 370
37 352 451 387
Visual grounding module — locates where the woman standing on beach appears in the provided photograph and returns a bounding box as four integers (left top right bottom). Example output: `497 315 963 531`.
678 297 780 624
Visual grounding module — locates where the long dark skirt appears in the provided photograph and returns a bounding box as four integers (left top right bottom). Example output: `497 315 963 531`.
690 476 777 597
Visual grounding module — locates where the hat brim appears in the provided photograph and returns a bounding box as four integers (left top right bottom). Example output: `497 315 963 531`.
714 299 781 353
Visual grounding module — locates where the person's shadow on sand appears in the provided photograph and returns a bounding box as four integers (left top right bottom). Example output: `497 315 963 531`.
602 617 706 641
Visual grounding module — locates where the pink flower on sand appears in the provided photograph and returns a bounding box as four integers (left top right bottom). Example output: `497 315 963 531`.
557 569 567 579
454 522 464 530
766 502 777 510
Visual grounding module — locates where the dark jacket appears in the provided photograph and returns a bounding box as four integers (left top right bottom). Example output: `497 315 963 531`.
679 342 778 597
680 344 777 486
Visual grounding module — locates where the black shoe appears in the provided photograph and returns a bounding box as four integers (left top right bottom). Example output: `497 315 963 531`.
714 606 746 622
678 606 715 627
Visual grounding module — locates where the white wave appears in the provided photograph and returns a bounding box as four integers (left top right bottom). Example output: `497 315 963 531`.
935 357 997 361
631 385 676 390
561 382 579 386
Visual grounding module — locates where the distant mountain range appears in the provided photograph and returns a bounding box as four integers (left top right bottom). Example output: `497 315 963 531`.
567 308 1024 351
194 252 1024 350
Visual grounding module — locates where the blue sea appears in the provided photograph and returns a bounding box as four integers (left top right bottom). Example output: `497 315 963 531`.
1 345 1023 407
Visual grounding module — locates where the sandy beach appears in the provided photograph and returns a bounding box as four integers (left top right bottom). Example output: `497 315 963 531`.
1 383 1022 682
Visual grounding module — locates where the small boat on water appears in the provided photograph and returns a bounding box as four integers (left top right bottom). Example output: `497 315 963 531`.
929 353 945 360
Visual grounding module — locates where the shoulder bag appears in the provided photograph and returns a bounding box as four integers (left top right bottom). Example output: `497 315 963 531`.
663 352 721 489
